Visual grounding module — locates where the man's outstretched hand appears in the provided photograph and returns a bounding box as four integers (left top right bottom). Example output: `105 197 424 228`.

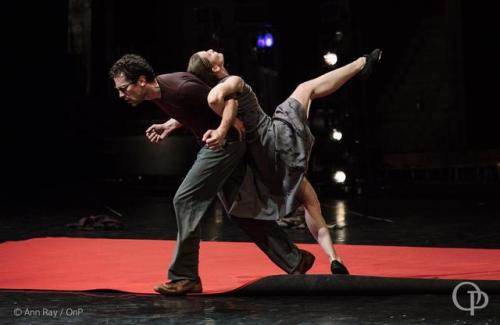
146 124 170 143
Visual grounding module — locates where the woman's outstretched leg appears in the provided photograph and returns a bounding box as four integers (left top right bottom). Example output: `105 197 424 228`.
295 177 349 274
290 49 382 117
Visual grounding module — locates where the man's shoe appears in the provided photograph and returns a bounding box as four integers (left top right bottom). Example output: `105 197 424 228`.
291 249 316 274
359 48 382 80
154 278 202 296
330 260 349 275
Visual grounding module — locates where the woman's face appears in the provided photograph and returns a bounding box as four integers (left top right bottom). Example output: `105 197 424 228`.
198 49 224 67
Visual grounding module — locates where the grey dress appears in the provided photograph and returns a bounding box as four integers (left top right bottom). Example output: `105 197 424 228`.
227 78 315 220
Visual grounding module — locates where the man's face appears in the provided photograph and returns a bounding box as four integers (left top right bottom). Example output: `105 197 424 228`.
113 73 145 107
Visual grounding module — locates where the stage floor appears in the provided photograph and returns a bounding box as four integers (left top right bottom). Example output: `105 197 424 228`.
1 185 499 324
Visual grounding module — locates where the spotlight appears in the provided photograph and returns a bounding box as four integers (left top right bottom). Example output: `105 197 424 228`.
334 201 346 227
334 31 343 42
257 36 266 48
264 33 274 47
330 128 342 141
257 32 274 49
323 51 338 66
332 170 347 183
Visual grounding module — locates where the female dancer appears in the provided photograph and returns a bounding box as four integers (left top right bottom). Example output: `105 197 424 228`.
188 48 381 274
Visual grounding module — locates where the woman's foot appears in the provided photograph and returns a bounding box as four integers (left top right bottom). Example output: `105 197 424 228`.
330 259 350 275
359 48 382 80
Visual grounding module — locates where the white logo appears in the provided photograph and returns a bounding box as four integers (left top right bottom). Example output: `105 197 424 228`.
452 281 489 316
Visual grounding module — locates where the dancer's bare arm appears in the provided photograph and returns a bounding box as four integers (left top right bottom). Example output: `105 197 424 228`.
207 76 244 112
145 119 182 143
203 99 241 149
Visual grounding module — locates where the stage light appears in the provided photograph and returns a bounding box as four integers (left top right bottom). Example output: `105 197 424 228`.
323 51 338 66
257 36 266 48
256 32 274 49
335 201 346 227
330 128 342 141
332 170 347 183
264 33 274 47
334 31 343 42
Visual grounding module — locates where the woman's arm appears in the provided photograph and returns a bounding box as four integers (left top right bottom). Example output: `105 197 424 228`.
207 76 244 114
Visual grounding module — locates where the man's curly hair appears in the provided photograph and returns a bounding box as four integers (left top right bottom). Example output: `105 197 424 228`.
109 54 155 82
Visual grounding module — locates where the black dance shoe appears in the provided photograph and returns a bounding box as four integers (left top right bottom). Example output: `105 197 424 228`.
330 260 350 275
359 48 382 80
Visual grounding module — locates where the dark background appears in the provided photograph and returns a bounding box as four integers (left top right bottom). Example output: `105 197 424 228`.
3 0 499 204
1 4 498 323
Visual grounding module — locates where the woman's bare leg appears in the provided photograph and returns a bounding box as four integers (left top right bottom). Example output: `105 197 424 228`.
290 57 366 117
296 177 342 263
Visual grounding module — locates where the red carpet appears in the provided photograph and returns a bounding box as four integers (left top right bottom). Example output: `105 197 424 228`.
0 237 499 294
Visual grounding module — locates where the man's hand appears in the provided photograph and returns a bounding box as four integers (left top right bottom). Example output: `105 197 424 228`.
145 124 171 143
202 129 226 150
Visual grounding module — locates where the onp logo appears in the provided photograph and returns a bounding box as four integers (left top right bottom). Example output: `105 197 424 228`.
452 281 489 316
